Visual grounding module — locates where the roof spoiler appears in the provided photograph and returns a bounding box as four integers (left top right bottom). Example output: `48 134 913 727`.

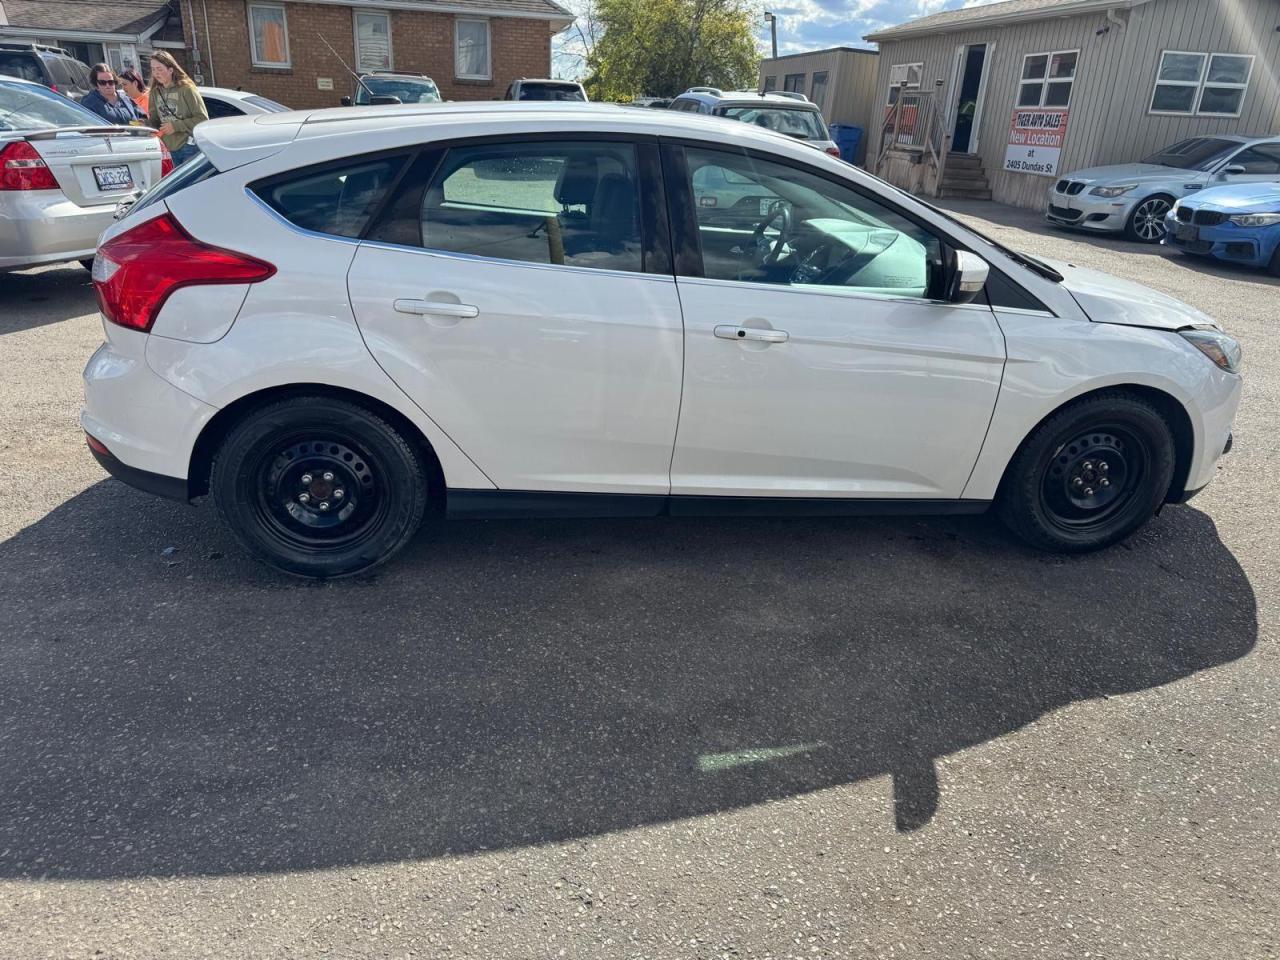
193 116 301 171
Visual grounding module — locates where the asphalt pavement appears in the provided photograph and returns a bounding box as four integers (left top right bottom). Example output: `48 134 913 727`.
0 204 1275 959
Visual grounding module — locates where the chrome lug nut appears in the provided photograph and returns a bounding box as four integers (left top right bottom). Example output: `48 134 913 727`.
318 501 330 512
1100 478 1111 488
298 493 311 504
1073 477 1085 488
1099 462 1110 473
1084 487 1094 496
1081 460 1094 472
323 471 335 482
333 488 344 500
301 473 313 484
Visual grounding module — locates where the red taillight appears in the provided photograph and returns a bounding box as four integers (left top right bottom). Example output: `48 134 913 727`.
85 433 111 456
825 146 843 159
159 139 174 177
0 141 59 191
93 212 275 332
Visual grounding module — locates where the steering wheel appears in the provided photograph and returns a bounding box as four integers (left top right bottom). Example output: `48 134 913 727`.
749 203 792 266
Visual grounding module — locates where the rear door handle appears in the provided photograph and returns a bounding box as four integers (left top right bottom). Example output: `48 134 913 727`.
393 299 479 319
714 324 788 343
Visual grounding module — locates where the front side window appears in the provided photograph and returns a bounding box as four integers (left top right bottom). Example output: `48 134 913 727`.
1228 144 1280 175
685 146 942 300
1017 50 1076 108
203 97 242 119
355 11 393 72
455 18 490 80
1142 137 1240 171
1150 51 1253 117
412 141 643 273
248 3 290 68
254 155 406 238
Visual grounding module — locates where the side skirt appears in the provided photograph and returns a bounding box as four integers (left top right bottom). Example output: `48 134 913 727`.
446 490 991 520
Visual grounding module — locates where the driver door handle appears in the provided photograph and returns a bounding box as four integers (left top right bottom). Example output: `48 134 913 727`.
393 299 479 319
714 325 789 344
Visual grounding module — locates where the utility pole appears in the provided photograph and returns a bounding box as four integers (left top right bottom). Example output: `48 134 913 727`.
764 11 777 60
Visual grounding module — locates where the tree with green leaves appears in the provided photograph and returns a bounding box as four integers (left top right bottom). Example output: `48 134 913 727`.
584 0 761 101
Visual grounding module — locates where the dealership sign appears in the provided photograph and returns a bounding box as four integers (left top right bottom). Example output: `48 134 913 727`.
1004 108 1070 177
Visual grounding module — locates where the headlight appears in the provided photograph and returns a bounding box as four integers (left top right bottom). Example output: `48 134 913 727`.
1227 212 1280 227
1089 183 1138 198
1181 328 1242 374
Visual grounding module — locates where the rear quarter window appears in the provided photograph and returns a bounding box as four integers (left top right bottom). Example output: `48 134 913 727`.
252 153 408 238
0 53 45 84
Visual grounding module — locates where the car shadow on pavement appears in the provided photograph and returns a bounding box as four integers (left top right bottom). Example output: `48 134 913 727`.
0 264 97 335
0 481 1258 879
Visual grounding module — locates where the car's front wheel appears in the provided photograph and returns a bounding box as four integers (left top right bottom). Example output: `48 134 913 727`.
1125 195 1174 243
998 392 1176 553
210 396 429 578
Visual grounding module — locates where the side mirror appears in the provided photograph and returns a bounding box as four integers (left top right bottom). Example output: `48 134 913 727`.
339 96 352 107
368 95 402 105
1220 164 1247 178
948 249 989 304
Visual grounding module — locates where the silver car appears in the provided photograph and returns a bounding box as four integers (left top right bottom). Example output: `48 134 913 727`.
1 75 167 272
668 88 842 159
1046 134 1280 243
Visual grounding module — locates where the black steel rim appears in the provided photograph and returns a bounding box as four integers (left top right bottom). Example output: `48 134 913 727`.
250 433 387 552
1039 424 1150 533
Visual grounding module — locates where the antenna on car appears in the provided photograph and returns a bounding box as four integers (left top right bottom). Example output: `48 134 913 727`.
316 32 377 100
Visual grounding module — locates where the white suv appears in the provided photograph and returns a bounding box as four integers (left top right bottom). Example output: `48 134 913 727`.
83 104 1241 577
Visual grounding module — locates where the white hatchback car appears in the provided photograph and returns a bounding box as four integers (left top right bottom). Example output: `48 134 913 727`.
83 104 1242 577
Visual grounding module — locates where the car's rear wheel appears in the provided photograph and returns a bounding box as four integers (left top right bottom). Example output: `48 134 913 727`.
998 392 1176 553
1269 246 1280 278
210 396 428 578
1125 195 1174 243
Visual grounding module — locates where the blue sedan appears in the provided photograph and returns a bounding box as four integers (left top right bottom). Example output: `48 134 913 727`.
1164 182 1280 275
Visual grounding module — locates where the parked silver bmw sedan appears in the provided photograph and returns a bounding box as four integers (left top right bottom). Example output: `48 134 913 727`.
1046 135 1280 243
1 75 169 272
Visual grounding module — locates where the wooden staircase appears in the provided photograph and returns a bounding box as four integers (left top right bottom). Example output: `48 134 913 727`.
938 152 992 200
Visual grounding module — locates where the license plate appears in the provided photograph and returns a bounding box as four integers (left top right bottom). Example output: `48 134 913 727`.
1174 222 1198 241
93 164 133 191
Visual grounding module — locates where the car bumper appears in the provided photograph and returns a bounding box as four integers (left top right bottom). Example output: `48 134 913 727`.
1044 191 1138 232
0 191 116 272
81 331 217 497
1163 217 1280 269
1184 367 1242 496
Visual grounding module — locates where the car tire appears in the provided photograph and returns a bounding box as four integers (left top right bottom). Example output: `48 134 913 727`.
210 396 429 578
997 391 1176 553
1124 194 1174 244
1269 246 1280 278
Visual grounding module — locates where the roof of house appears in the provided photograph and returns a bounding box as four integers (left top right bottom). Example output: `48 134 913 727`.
761 45 878 65
865 0 1152 42
0 0 171 36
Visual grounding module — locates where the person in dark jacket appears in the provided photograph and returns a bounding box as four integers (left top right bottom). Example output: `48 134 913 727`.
82 63 146 125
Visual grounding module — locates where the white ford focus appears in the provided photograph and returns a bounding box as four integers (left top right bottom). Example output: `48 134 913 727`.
82 104 1242 578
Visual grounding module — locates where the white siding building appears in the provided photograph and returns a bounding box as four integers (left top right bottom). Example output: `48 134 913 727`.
866 0 1280 209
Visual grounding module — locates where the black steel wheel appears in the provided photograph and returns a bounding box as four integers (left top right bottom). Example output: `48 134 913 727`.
211 396 428 578
1125 195 1174 243
998 392 1176 553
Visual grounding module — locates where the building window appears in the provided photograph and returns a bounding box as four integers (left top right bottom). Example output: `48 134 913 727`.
1150 51 1253 117
809 71 828 109
455 18 490 80
886 62 922 105
762 75 776 92
1016 50 1076 108
783 73 804 93
247 3 290 68
354 11 392 72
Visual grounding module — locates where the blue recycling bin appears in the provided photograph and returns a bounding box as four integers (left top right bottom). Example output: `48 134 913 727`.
829 124 863 164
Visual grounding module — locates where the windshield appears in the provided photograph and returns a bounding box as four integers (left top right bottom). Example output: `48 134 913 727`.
0 80 103 131
356 76 440 104
244 94 289 113
518 83 585 102
1142 137 1239 171
716 105 827 140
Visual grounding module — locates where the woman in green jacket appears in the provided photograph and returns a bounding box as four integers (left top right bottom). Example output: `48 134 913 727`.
148 51 208 165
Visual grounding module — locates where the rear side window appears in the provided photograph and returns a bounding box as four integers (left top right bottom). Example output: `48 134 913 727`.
44 57 73 89
0 53 45 84
204 97 243 119
407 140 644 273
253 154 407 238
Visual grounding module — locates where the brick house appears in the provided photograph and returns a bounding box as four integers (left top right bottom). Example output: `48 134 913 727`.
178 0 573 109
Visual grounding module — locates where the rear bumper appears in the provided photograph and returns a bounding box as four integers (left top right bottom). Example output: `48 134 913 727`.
0 191 115 272
87 437 188 501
